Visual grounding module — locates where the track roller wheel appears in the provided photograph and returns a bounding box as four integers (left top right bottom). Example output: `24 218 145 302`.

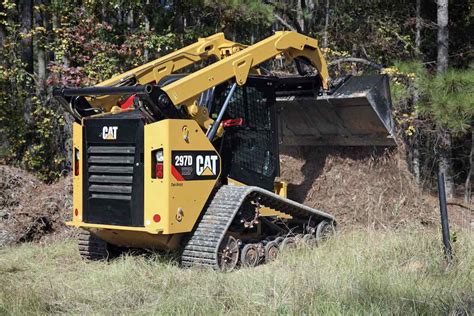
280 236 296 250
218 235 240 272
264 241 279 263
295 234 304 246
78 230 108 261
275 237 284 245
302 234 317 247
315 220 336 245
240 243 260 267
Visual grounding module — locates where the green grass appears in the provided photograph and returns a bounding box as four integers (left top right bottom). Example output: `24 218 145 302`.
0 228 473 315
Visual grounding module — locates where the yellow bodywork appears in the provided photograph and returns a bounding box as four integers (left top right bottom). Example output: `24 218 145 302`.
67 31 330 249
68 119 220 248
143 119 219 235
71 122 83 224
69 118 291 248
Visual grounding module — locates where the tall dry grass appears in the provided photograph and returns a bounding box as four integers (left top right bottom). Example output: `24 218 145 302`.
0 227 472 315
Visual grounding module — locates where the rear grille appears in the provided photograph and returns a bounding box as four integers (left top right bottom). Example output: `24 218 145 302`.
82 111 145 227
87 145 135 201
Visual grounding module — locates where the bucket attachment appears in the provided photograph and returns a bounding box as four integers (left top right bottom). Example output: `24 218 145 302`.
277 75 396 146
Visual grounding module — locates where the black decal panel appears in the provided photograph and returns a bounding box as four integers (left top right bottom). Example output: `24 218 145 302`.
171 151 220 181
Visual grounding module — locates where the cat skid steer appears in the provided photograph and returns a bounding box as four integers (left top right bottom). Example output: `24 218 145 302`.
54 31 394 270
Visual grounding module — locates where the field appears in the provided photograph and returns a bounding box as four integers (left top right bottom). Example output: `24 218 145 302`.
1 228 472 315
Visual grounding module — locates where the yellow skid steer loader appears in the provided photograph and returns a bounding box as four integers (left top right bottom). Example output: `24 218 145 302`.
53 31 394 270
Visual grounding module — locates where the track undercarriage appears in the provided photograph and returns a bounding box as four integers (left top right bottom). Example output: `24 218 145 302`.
181 185 336 271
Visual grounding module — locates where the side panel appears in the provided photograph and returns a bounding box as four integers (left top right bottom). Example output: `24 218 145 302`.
144 120 220 235
71 122 83 224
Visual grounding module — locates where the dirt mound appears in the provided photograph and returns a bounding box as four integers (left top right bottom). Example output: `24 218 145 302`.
279 146 437 229
0 146 455 245
0 165 72 246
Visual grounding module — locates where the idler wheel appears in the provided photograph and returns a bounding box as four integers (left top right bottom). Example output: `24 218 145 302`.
315 220 336 245
218 235 240 272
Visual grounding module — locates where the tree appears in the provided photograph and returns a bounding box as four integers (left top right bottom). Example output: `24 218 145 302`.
34 0 47 92
322 0 330 48
418 68 474 200
19 0 33 73
436 0 449 73
436 0 454 198
415 0 421 55
466 121 473 203
1 0 473 187
0 1 6 47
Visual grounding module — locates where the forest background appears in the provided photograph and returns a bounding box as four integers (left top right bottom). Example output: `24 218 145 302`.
0 0 473 200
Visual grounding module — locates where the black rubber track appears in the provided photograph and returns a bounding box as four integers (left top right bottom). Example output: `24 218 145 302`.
78 230 108 260
181 185 335 269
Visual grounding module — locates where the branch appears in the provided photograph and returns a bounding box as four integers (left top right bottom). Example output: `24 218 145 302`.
274 14 296 32
447 202 474 212
328 57 383 70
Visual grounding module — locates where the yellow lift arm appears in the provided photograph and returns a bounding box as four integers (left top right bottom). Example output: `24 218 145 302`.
85 31 329 134
89 32 246 109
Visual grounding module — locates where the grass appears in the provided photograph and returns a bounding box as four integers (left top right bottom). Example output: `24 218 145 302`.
0 228 473 315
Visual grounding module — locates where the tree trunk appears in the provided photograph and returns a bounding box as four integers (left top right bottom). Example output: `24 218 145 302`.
19 0 34 74
37 48 46 89
412 65 421 185
34 0 47 93
415 0 421 56
436 0 448 73
296 0 305 33
304 0 314 34
413 141 421 184
127 9 134 29
436 0 453 198
143 0 150 60
0 25 5 49
465 122 473 204
438 126 454 198
174 2 185 44
351 44 357 75
0 0 5 48
323 0 330 48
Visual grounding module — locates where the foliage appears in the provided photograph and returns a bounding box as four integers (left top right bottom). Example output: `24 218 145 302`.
418 66 474 133
0 0 473 184
0 0 276 181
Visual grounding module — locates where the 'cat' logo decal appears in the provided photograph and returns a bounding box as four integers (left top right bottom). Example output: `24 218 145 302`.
196 155 219 176
171 151 220 181
102 126 118 140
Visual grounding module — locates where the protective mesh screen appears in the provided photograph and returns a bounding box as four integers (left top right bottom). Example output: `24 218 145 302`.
212 82 277 190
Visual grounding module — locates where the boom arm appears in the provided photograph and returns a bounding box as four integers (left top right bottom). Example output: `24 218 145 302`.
158 31 329 134
163 31 328 105
88 33 246 110
57 31 329 136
